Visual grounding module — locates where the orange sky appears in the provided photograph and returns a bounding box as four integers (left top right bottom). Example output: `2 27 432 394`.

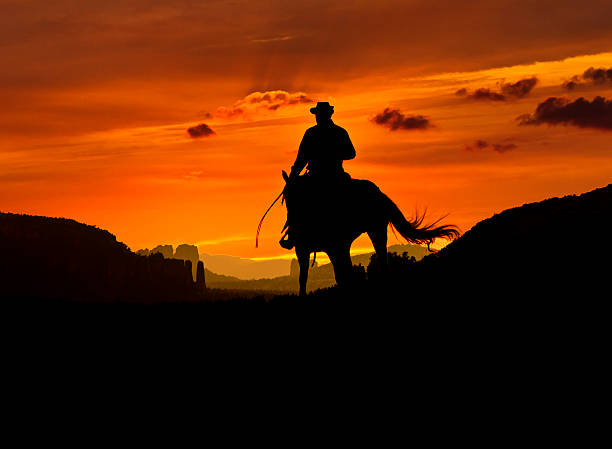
1 1 612 263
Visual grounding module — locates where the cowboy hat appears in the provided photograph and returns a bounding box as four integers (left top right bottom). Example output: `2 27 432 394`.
310 101 334 115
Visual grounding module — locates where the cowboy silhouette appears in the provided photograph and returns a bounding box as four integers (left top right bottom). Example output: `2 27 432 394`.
254 101 458 295
280 102 356 249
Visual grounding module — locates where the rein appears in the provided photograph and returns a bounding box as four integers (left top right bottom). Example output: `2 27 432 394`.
255 188 285 248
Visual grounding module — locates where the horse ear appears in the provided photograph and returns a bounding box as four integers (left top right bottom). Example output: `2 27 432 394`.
282 170 289 182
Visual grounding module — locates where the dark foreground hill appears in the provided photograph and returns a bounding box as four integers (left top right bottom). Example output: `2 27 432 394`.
418 182 611 298
0 213 206 301
5 188 609 413
1 183 610 305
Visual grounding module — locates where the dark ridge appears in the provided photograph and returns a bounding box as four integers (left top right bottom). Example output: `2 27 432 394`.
0 212 206 302
410 183 612 299
2 184 610 306
432 183 611 266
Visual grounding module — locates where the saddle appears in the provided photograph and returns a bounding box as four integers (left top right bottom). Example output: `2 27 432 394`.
281 172 364 247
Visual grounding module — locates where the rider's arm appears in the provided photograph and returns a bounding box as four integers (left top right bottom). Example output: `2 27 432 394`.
342 129 356 161
290 130 309 178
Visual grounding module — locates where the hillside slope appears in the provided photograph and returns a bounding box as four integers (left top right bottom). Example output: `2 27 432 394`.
0 212 205 301
2 183 609 302
414 183 612 297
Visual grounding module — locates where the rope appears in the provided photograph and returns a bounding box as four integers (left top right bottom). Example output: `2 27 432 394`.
255 189 285 248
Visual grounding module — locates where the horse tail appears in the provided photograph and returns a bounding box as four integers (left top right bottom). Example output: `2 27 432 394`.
381 191 460 250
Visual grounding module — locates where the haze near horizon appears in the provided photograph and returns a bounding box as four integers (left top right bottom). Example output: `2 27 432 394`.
2 1 611 262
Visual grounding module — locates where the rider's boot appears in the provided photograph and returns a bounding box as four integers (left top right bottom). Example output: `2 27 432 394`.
279 230 295 250
279 216 295 250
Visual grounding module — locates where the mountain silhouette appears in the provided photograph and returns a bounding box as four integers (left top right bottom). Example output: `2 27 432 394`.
380 183 612 300
137 244 200 281
1 183 609 303
0 213 205 302
204 243 430 293
200 253 292 280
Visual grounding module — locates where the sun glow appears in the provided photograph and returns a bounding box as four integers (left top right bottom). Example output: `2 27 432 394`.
2 0 611 280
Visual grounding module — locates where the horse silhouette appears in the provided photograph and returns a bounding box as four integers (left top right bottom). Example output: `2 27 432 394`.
281 171 460 296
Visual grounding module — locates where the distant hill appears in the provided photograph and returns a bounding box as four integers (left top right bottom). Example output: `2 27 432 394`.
132 240 430 283
199 253 292 279
205 243 431 293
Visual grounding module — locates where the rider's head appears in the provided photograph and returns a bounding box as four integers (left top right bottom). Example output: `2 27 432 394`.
310 102 334 125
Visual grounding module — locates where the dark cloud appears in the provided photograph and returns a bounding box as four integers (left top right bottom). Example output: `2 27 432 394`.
562 67 612 90
187 123 216 138
2 1 612 94
517 96 612 130
500 76 538 98
562 77 580 90
465 140 517 153
215 90 313 119
583 67 612 83
457 77 538 101
492 143 518 153
2 2 612 138
471 88 506 101
372 108 431 131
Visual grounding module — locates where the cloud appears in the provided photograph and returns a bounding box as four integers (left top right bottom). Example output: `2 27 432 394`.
250 35 294 44
465 140 517 153
562 77 580 90
562 67 612 90
215 90 314 119
371 108 431 131
517 96 612 130
475 140 489 149
471 88 506 101
492 143 518 153
457 77 538 101
583 67 612 83
500 76 538 98
187 123 216 138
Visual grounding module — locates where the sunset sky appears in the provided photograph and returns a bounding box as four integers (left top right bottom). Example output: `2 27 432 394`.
2 0 612 264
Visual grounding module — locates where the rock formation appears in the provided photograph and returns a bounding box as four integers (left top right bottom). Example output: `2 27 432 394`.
196 261 206 293
0 213 207 302
151 245 173 259
173 244 200 281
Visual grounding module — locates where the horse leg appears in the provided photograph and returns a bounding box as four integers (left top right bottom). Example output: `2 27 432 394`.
368 226 388 271
296 247 310 296
329 246 353 287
